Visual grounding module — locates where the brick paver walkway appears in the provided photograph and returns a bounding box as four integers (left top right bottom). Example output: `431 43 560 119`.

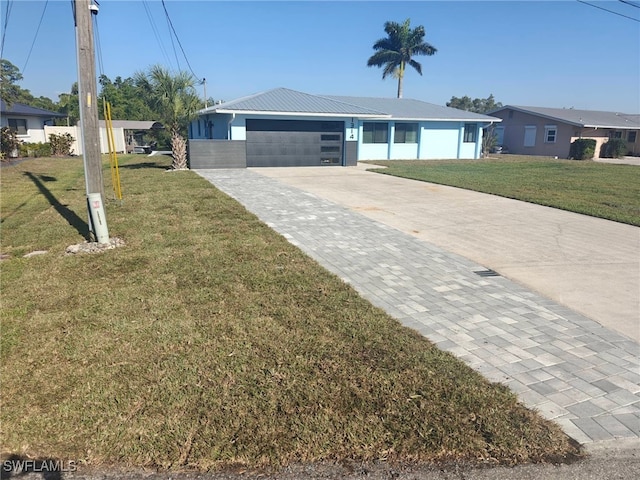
197 169 640 445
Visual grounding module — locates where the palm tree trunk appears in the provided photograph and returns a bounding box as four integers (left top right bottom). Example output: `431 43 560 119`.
397 61 405 98
170 128 188 170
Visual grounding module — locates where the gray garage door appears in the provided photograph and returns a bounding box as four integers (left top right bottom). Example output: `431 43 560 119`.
246 119 344 167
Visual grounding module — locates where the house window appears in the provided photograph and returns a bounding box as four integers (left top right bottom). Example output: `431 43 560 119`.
524 126 537 147
362 122 388 144
463 124 477 143
628 131 637 143
394 123 418 143
610 131 623 139
544 125 557 143
8 119 27 135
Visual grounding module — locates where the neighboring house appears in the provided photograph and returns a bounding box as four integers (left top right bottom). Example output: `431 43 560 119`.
489 106 640 158
0 99 65 143
188 88 500 168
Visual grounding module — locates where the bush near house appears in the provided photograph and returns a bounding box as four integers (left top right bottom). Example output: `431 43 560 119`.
569 138 596 160
0 126 20 160
600 138 627 159
19 142 52 158
48 132 74 156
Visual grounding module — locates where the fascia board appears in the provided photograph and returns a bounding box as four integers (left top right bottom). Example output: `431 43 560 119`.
213 109 390 118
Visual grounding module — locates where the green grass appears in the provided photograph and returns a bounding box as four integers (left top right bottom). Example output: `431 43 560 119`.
365 156 640 226
1 156 581 471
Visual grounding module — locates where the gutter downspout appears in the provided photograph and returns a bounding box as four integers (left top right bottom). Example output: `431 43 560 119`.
227 113 235 140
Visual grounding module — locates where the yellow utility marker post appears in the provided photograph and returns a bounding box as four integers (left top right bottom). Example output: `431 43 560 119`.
103 101 123 201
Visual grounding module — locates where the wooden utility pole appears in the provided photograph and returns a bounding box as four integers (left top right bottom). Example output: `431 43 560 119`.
74 0 109 242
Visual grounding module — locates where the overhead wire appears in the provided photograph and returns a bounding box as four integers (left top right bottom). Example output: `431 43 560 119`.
1 0 14 59
577 0 640 22
141 0 173 70
618 0 640 9
160 0 200 79
22 0 49 75
161 0 181 71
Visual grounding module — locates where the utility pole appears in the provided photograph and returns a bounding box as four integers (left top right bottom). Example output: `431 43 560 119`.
74 0 109 243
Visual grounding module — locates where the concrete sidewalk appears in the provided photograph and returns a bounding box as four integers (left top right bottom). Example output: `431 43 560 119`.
197 167 639 447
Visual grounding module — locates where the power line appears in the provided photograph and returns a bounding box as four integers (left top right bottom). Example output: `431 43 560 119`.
22 0 49 75
160 0 199 79
619 0 640 9
161 0 181 71
577 0 640 22
1 0 14 59
141 0 173 70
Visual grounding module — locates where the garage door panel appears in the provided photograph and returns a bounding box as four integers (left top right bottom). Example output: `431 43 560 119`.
246 119 343 167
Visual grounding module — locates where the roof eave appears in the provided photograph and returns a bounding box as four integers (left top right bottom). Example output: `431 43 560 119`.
211 109 391 118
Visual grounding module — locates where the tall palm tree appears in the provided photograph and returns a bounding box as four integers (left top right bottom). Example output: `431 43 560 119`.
367 18 437 98
135 65 200 170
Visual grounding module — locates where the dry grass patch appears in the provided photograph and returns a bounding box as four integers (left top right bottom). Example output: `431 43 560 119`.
1 156 581 471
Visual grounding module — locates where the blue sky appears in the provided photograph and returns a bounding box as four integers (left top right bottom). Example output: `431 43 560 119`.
2 0 639 112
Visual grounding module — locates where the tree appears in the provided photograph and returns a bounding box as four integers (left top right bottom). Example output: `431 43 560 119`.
57 83 80 126
0 59 24 106
367 18 437 98
134 65 200 170
447 94 503 114
98 74 155 121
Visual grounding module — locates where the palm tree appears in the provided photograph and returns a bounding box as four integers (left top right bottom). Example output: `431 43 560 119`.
367 18 437 98
135 65 200 170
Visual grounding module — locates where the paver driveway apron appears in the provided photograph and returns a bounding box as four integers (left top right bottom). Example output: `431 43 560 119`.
196 167 640 446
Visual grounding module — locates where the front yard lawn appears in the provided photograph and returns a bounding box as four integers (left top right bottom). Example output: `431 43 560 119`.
1 156 581 472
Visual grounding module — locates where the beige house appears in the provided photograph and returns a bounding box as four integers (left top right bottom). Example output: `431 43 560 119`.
489 106 640 158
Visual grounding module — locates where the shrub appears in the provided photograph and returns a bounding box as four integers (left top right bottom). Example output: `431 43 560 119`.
569 138 596 160
49 132 75 156
19 142 52 158
600 138 627 159
1 126 20 158
481 126 498 157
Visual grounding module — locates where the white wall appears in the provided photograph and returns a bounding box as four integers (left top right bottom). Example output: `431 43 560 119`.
44 125 126 155
418 123 460 159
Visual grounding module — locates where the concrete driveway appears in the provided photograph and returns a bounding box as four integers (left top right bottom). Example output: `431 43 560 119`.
251 164 639 342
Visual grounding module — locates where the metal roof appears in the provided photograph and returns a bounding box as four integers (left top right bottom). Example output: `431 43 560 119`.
198 88 499 122
324 95 499 122
492 106 640 129
0 99 65 117
200 88 387 117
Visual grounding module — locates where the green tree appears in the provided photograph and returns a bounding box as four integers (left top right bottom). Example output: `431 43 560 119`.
0 59 24 106
367 18 437 98
134 65 200 170
447 94 503 114
98 74 155 121
57 83 80 126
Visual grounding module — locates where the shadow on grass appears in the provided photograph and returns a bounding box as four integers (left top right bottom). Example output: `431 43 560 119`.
0 454 67 479
119 161 169 170
23 172 89 240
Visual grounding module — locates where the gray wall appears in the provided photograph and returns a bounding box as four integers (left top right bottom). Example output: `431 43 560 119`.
188 140 246 169
345 142 357 166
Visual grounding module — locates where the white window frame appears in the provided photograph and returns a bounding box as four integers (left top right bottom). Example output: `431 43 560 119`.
628 131 637 144
544 125 557 143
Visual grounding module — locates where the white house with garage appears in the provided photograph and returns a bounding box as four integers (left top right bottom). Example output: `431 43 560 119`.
188 88 500 168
